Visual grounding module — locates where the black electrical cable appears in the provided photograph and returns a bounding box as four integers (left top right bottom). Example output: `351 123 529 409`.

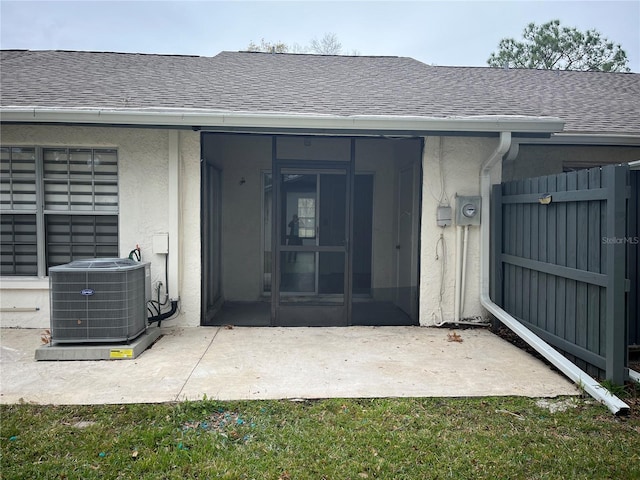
128 246 141 261
147 300 178 327
147 253 175 326
161 253 169 306
147 301 160 317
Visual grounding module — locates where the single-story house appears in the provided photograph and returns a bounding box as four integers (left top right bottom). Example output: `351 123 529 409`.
1 50 639 330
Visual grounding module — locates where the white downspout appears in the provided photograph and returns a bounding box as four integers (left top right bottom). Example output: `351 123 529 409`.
168 130 181 303
480 132 629 415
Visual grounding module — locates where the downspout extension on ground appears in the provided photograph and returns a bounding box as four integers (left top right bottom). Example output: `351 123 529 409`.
479 132 630 415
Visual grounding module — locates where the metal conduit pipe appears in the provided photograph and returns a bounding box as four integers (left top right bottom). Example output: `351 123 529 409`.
454 226 462 323
479 131 629 415
460 225 470 315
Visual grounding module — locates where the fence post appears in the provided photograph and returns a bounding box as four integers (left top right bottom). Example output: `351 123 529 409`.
605 165 629 385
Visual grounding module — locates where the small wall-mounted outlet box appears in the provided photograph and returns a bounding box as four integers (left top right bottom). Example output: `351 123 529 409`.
152 233 169 254
436 206 452 227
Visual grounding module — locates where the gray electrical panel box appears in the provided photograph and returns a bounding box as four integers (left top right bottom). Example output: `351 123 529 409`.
455 195 481 226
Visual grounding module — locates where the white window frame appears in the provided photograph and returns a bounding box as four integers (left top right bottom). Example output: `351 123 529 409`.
296 197 316 239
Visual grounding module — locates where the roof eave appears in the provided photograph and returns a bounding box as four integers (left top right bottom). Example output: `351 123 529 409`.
0 107 565 135
521 132 640 146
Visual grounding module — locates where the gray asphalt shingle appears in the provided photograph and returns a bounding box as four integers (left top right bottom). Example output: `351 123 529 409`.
1 50 639 134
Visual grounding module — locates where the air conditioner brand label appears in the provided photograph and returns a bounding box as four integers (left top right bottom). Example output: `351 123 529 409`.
80 289 95 296
110 348 134 359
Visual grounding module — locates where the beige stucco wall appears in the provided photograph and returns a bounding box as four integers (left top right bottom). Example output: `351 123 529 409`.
0 125 201 328
503 144 640 182
420 136 500 326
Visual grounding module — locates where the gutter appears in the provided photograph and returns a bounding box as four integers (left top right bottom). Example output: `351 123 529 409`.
514 133 640 147
480 132 630 415
0 106 565 134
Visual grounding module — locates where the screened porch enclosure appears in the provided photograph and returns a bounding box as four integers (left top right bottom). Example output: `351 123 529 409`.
200 133 421 327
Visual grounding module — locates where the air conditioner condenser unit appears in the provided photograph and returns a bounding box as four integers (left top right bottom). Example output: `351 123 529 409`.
49 258 151 344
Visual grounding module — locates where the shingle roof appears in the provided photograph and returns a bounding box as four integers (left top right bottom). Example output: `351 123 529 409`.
1 50 639 135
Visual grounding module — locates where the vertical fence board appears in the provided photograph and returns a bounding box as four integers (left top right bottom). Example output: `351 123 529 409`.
559 172 575 365
557 172 570 349
530 177 540 324
575 169 590 371
546 175 558 337
515 179 524 319
587 168 602 377
522 178 532 322
508 181 517 316
538 176 548 331
503 182 512 313
600 181 608 362
490 183 503 306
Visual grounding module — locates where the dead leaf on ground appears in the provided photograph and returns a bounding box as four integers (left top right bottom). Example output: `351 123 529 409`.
223 324 234 330
41 329 51 344
447 331 463 343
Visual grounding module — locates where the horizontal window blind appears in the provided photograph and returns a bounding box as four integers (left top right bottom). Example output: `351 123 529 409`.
44 148 118 212
46 215 119 268
0 214 38 275
0 147 37 211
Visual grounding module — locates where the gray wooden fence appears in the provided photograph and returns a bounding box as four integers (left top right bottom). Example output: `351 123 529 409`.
491 164 631 384
630 170 639 347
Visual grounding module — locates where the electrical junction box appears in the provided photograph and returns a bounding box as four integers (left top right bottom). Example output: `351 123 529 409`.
436 206 452 227
456 196 481 226
152 233 169 255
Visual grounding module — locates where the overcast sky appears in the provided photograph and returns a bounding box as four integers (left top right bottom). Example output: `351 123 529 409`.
1 0 639 71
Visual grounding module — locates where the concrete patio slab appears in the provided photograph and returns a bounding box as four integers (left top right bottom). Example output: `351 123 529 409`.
0 326 579 405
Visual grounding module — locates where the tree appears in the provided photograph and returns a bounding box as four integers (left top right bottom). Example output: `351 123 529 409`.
309 33 342 55
487 20 630 72
247 39 290 54
246 33 357 56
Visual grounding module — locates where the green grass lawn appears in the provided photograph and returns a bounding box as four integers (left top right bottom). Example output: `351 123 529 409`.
2 397 638 479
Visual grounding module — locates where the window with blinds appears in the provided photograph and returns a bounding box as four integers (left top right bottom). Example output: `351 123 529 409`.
0 214 38 275
1 147 38 275
0 146 119 276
